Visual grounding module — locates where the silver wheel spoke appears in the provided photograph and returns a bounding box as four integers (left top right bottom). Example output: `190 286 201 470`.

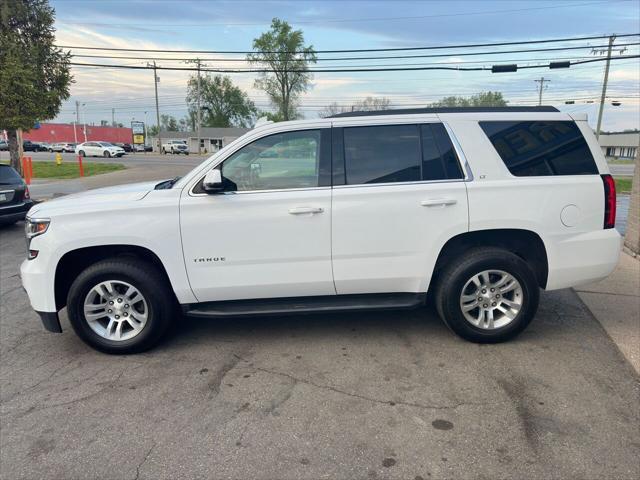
462 300 479 312
105 318 116 338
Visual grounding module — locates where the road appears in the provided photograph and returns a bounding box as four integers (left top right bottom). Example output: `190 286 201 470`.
1 222 638 480
609 163 635 176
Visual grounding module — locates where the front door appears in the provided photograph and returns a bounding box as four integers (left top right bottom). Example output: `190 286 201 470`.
331 122 469 294
180 128 335 302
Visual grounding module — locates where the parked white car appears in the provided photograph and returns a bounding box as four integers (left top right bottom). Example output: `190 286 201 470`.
21 107 621 354
162 140 190 155
75 141 125 158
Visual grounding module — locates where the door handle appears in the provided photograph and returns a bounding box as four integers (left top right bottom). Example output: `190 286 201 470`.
288 207 324 215
421 198 457 207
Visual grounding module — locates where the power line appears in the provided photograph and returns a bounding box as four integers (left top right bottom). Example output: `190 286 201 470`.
67 54 640 74
63 42 640 63
56 33 640 54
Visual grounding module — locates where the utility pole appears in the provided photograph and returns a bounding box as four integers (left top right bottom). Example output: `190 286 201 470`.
75 100 80 125
596 35 616 139
196 59 202 155
534 77 550 106
112 108 115 127
148 61 161 151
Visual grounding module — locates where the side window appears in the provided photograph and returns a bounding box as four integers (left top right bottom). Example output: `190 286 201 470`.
221 130 322 191
479 120 598 176
343 124 421 185
421 124 464 180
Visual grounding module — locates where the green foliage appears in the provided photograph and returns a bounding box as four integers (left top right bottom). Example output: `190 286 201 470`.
187 74 257 128
319 97 392 118
160 114 179 131
429 91 508 107
247 18 317 121
0 0 72 170
147 124 159 137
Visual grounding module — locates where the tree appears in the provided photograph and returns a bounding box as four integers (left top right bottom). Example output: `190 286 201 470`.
0 0 72 173
147 124 159 137
429 91 508 108
319 96 392 118
247 18 317 121
187 74 257 128
160 114 178 131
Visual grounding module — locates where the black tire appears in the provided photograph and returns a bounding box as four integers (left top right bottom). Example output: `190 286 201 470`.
434 247 539 343
48 148 53 152
78 150 85 157
103 150 111 158
67 258 175 354
162 148 166 154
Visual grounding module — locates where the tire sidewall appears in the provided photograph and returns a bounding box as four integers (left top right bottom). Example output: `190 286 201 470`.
67 262 171 353
440 253 539 342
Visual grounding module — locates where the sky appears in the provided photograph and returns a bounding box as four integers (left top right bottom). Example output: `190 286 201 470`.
50 0 640 131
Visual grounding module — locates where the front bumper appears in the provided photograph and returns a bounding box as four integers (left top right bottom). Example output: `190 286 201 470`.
37 311 62 333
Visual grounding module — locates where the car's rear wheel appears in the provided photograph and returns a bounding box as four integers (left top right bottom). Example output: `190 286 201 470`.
103 151 111 158
434 247 539 343
67 258 174 354
78 150 85 157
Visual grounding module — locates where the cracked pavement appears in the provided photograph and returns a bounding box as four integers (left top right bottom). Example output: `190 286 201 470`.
1 221 639 480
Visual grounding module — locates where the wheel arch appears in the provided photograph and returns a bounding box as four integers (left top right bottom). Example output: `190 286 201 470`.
54 244 176 310
428 229 549 292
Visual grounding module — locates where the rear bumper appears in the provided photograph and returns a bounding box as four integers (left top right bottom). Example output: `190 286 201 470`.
545 228 622 290
0 200 32 223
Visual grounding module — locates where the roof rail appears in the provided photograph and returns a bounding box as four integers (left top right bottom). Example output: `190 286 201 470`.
329 106 560 118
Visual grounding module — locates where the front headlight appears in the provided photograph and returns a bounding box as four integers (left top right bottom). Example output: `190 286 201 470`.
25 218 50 239
25 218 50 259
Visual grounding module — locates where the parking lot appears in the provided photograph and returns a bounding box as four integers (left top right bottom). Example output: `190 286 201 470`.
1 220 638 479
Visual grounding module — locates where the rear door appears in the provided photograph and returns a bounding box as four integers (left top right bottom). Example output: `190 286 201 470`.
331 121 469 294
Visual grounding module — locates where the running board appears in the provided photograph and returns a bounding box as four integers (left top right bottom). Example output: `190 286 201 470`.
184 293 426 319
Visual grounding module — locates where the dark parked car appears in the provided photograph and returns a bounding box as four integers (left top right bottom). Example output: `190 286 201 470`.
22 140 39 152
0 140 8 151
115 143 133 153
0 164 33 225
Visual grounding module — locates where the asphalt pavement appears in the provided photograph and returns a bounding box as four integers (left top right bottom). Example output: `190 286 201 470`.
1 221 639 480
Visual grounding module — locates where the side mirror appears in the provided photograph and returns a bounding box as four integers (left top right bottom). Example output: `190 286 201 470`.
202 169 224 193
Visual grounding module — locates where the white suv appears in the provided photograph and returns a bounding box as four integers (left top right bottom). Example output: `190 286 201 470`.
21 107 621 353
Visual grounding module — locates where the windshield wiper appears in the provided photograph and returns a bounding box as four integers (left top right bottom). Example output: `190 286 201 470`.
154 176 181 190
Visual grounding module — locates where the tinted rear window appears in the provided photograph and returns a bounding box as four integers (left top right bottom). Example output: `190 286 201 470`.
0 165 23 184
479 121 598 176
421 124 464 181
344 124 421 185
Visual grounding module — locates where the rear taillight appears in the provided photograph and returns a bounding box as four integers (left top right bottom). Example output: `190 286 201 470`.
601 174 616 229
24 186 30 199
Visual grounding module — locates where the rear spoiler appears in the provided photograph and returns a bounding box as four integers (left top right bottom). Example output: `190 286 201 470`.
569 113 588 121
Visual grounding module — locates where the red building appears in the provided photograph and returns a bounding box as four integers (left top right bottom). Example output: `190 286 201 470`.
22 123 133 144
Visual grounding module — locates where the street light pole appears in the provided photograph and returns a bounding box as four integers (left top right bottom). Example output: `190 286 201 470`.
596 35 616 139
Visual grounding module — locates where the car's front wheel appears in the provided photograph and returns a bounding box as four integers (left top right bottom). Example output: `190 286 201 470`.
67 258 175 354
78 150 85 157
103 150 111 158
434 247 539 343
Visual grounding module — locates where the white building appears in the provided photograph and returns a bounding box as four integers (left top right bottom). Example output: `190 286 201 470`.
598 132 639 161
150 127 250 153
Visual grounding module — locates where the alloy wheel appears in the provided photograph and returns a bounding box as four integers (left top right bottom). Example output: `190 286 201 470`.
459 270 523 330
83 280 149 341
